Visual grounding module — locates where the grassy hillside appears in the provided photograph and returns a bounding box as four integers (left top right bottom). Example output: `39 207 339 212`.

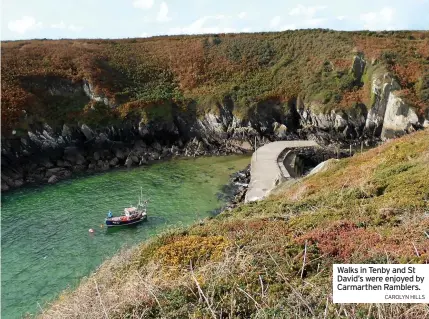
40 129 429 318
2 30 429 136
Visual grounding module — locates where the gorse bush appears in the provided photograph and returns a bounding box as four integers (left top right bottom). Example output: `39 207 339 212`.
155 235 229 267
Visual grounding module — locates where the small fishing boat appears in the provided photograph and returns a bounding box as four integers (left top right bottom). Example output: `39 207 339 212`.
105 188 148 227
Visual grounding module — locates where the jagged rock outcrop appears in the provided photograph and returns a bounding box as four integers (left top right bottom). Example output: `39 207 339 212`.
364 72 401 136
362 70 425 140
298 104 367 142
298 62 427 143
197 113 229 141
273 122 288 139
381 93 420 140
82 80 116 107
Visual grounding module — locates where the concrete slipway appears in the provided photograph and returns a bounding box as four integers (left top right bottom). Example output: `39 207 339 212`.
245 140 319 202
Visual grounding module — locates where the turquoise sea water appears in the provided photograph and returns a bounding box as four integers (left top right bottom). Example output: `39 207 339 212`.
1 155 250 318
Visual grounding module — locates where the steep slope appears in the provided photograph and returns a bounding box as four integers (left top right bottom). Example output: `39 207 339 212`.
2 30 429 138
2 30 429 191
40 129 429 319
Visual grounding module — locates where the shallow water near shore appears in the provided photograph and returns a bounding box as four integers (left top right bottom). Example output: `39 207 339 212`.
1 155 250 319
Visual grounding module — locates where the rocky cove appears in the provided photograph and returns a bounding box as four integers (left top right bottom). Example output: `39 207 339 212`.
3 28 429 319
2 55 428 192
0 110 356 192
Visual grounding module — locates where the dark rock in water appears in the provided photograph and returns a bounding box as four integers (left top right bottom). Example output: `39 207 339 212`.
14 179 24 187
48 175 59 184
133 140 146 155
2 175 14 188
62 161 72 168
125 157 133 168
139 157 148 166
75 153 86 165
214 164 251 214
162 147 170 156
41 160 54 168
115 149 125 160
101 161 110 171
1 182 10 192
45 167 65 178
109 157 119 167
63 147 81 164
170 145 179 155
152 142 162 152
149 151 160 161
73 164 86 172
45 168 71 180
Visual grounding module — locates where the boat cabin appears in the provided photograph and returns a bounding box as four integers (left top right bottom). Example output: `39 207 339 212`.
124 207 138 216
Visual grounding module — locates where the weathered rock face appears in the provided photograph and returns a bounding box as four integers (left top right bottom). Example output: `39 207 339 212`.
80 124 94 140
298 104 367 143
299 65 427 143
197 112 229 141
273 122 288 139
21 76 87 98
82 80 116 107
21 76 117 110
362 70 426 140
364 72 401 136
381 93 420 140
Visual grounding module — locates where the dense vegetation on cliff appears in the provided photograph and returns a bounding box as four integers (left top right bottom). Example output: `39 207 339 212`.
2 30 429 136
40 129 429 318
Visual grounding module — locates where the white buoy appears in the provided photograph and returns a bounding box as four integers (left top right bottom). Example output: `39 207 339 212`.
89 228 94 233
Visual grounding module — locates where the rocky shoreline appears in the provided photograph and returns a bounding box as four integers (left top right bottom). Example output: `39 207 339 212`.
0 128 368 194
1 113 377 194
1 134 254 192
218 164 251 212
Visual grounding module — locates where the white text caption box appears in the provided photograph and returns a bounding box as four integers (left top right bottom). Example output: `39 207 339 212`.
333 264 429 303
